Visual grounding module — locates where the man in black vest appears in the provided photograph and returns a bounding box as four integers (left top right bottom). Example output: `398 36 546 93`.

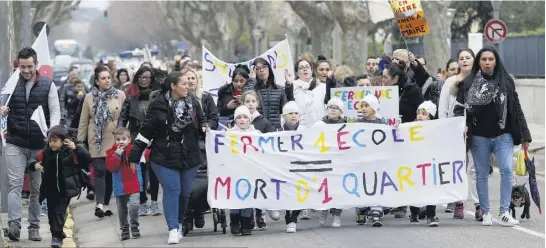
0 47 61 242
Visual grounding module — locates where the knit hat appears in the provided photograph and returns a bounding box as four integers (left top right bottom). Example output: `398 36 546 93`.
418 101 437 117
234 105 251 119
283 101 300 114
327 98 344 113
362 94 379 113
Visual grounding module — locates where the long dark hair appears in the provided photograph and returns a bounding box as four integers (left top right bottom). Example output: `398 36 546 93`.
126 66 155 97
294 59 315 80
385 63 407 85
456 48 475 74
232 64 250 82
252 57 277 88
464 46 513 89
161 71 183 93
117 68 129 83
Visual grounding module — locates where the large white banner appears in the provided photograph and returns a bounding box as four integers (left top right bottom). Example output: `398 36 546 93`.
202 39 295 102
331 86 399 125
206 117 467 210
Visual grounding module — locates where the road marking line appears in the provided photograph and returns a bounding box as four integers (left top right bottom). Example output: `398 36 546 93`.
440 204 545 239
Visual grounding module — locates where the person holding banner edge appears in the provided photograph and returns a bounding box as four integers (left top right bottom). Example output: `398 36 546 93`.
0 47 61 242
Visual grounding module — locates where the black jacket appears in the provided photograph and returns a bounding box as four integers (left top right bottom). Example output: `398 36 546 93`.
424 79 445 118
409 60 430 89
29 144 91 200
228 114 276 133
7 75 52 149
398 78 424 123
128 92 207 170
117 94 152 139
200 92 219 135
243 78 294 129
454 76 531 149
61 84 84 123
216 84 238 118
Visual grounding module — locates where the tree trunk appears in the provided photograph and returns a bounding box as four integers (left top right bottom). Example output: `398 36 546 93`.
287 1 335 58
422 1 451 74
310 28 333 58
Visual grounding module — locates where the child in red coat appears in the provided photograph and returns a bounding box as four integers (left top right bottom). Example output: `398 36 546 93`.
105 127 150 240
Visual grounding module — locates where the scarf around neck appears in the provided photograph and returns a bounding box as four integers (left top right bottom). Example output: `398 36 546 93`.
465 71 507 129
91 86 118 152
165 91 195 132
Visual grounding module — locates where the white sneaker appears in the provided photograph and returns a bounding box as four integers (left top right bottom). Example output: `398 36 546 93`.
299 210 310 220
286 222 296 233
167 229 179 244
481 212 493 226
499 212 519 227
319 210 328 226
268 210 281 221
178 224 183 240
332 215 341 228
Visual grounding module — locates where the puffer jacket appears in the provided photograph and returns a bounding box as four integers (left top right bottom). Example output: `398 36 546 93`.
28 144 91 200
128 92 207 170
243 78 294 129
198 91 219 139
398 78 424 123
424 79 445 118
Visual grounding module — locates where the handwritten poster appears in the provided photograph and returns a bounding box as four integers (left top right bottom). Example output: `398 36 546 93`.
389 0 430 37
331 86 399 125
202 39 295 102
206 118 467 210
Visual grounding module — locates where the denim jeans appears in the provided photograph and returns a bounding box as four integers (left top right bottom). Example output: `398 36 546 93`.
151 163 199 231
471 133 514 214
5 143 41 230
230 209 253 218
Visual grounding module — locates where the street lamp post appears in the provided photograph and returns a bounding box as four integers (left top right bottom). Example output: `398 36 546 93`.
252 29 262 57
491 0 503 49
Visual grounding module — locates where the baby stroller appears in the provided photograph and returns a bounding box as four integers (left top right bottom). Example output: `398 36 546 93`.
182 142 227 236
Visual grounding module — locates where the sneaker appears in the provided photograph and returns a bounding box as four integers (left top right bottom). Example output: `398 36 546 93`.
139 203 151 216
178 224 183 240
131 228 141 239
51 237 63 248
299 209 310 220
481 212 493 226
410 215 419 224
104 209 114 217
256 216 267 230
95 207 105 218
332 215 341 228
427 216 439 227
475 205 483 221
268 210 281 221
499 212 519 227
168 229 179 244
453 205 465 219
356 213 367 225
121 230 130 241
150 201 162 216
319 210 328 226
86 190 95 201
286 222 296 233
445 203 455 213
28 229 42 241
7 225 20 241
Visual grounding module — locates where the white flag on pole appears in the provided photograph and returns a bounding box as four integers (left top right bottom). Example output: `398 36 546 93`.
30 105 48 138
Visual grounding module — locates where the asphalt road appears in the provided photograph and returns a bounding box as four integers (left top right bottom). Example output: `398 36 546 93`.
72 172 545 248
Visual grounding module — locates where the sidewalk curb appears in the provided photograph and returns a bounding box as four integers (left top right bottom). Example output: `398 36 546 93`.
62 207 77 248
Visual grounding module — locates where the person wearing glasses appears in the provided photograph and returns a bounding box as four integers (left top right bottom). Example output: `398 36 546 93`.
118 66 162 217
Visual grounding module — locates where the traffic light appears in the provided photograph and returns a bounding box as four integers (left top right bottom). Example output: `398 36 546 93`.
103 10 108 20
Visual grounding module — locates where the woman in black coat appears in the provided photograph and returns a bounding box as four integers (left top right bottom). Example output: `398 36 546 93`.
128 70 208 244
216 65 250 127
453 46 531 227
243 58 294 129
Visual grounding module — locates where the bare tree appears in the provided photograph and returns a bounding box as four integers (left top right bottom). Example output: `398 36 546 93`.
325 1 370 69
287 1 334 58
88 1 176 54
10 1 81 58
422 1 451 74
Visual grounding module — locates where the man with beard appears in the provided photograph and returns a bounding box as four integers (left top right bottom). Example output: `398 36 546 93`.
0 47 61 242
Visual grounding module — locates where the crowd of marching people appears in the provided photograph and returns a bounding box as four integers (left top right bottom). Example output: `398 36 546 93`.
1 44 532 247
